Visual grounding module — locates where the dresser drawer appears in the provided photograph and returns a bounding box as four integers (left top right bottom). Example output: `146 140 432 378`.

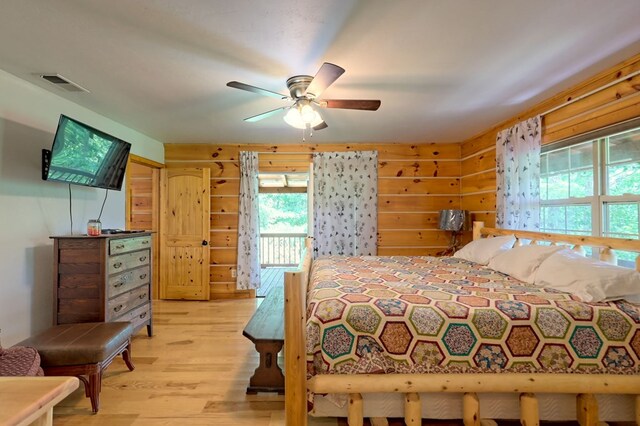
109 235 152 255
113 301 151 330
107 284 150 321
108 250 150 274
107 265 150 298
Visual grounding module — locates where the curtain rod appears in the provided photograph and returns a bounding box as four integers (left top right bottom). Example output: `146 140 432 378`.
540 69 640 117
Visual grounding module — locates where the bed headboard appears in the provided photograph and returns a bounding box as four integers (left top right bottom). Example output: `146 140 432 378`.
472 221 640 272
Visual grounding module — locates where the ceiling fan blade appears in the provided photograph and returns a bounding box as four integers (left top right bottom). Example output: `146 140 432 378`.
312 121 328 131
305 62 345 99
244 107 288 122
320 99 381 111
227 81 289 100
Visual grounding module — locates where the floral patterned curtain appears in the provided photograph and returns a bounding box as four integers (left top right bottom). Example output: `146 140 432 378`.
236 151 261 290
496 116 542 230
313 151 378 256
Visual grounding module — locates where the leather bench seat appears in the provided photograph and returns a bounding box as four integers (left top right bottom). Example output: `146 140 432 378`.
17 322 135 413
20 323 133 366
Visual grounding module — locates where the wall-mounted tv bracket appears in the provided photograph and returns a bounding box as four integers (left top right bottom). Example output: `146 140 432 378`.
42 149 51 180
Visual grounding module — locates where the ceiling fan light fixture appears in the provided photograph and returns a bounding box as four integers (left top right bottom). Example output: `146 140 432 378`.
300 103 316 122
283 104 323 129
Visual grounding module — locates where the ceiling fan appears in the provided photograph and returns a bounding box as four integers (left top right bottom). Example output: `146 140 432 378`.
227 62 381 131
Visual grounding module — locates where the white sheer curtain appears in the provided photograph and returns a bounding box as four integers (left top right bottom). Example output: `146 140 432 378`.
313 151 378 256
236 151 261 290
496 116 542 230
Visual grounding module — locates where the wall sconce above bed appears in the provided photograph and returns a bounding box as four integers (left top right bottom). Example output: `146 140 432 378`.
438 209 471 256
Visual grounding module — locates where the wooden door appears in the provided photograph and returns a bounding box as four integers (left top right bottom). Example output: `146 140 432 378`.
160 168 210 300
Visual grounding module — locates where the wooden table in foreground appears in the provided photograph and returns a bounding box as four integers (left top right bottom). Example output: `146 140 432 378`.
0 376 79 426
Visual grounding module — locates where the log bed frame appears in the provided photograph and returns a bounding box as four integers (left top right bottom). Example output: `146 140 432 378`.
284 222 640 426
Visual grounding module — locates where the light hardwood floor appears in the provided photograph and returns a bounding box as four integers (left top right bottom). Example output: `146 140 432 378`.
53 299 337 425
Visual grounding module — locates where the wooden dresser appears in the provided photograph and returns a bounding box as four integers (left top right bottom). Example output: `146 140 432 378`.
51 233 153 336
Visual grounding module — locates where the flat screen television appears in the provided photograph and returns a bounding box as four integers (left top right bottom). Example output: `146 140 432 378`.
42 115 131 190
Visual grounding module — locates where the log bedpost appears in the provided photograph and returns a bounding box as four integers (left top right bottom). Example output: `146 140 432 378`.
576 393 599 426
463 392 480 426
284 269 307 426
472 221 484 241
520 393 539 426
284 242 312 426
348 393 364 426
404 392 421 425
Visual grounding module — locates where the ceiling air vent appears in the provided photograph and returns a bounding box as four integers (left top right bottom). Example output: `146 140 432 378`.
40 74 90 93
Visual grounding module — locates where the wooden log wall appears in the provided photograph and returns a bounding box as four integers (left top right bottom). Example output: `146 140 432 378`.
461 52 640 238
164 143 461 299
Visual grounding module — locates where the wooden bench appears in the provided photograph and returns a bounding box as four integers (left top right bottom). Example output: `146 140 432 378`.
242 286 284 394
17 322 135 413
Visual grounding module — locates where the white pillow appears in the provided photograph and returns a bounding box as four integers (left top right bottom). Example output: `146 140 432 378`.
453 235 516 265
535 248 640 303
487 244 564 284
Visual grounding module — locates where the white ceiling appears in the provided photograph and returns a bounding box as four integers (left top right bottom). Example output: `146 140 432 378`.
1 0 639 144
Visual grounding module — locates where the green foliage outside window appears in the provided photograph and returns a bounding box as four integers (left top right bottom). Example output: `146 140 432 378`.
259 193 307 233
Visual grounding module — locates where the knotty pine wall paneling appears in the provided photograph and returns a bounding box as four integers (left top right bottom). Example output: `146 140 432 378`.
461 52 640 240
127 162 155 230
165 143 461 299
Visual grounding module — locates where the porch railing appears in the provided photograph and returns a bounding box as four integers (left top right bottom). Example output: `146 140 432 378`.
260 233 307 266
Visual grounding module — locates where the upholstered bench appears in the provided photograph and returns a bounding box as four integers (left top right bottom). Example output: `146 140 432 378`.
17 322 135 413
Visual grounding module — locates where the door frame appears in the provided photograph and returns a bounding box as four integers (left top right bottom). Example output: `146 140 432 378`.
125 154 164 300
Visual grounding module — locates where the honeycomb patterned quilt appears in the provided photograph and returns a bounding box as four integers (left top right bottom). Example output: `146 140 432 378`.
306 256 640 378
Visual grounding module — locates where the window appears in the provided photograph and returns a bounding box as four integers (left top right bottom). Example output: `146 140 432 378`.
540 125 640 266
257 172 309 266
257 172 309 233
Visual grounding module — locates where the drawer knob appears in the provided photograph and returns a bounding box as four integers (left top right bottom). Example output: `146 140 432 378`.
139 293 147 299
142 240 149 245
139 312 148 319
139 273 147 280
114 305 124 313
114 282 124 288
113 262 123 269
139 256 147 262
115 244 125 249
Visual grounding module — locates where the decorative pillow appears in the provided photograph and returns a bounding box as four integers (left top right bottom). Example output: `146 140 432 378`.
487 244 564 284
535 248 640 303
0 346 43 376
453 235 516 265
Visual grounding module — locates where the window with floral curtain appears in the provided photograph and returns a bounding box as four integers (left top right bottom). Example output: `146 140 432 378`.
236 151 261 290
496 116 542 230
312 151 378 256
